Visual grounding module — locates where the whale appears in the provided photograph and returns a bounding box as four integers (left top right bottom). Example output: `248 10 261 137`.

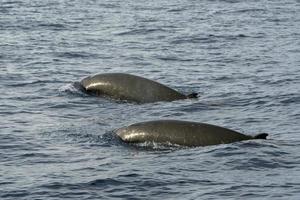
80 73 197 103
116 120 268 147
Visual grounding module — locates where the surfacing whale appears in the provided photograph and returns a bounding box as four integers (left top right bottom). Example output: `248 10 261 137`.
80 73 197 103
116 120 268 147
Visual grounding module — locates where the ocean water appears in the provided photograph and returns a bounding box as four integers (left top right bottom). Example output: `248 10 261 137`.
1 0 300 199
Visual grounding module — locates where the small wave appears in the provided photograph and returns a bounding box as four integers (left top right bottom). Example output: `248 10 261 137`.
99 3 120 9
167 7 189 13
0 181 14 186
115 28 166 36
2 1 23 5
210 75 235 82
209 146 244 157
280 95 300 104
20 152 50 158
59 82 85 95
1 1 23 9
256 77 296 85
23 61 52 66
1 190 30 199
173 102 214 113
6 80 46 87
41 125 117 148
40 182 80 190
96 131 122 147
64 133 105 145
88 178 125 187
153 55 194 62
243 157 296 170
55 52 98 59
231 8 266 14
208 33 249 40
44 131 104 146
171 36 216 45
171 33 248 45
39 23 65 29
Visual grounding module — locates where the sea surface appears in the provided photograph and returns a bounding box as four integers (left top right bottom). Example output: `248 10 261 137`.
1 0 300 199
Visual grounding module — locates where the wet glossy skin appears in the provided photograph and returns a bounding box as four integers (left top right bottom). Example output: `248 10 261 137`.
116 120 258 147
80 73 188 103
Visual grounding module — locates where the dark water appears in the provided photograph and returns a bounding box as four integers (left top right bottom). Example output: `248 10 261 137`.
1 0 300 199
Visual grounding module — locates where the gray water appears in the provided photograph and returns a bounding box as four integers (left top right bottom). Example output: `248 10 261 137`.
1 0 300 199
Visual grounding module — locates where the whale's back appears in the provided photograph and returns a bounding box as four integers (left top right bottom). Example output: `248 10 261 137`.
116 120 254 147
81 73 186 103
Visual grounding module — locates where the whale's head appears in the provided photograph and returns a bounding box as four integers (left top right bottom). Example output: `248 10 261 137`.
115 127 138 142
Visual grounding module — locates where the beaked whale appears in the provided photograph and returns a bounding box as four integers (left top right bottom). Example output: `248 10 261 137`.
116 120 268 147
80 73 197 103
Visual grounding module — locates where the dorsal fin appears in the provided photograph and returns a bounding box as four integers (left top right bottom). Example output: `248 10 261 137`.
254 133 268 139
187 92 198 98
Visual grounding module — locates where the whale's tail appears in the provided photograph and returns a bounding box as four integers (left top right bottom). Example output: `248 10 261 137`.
254 133 268 139
187 92 198 99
